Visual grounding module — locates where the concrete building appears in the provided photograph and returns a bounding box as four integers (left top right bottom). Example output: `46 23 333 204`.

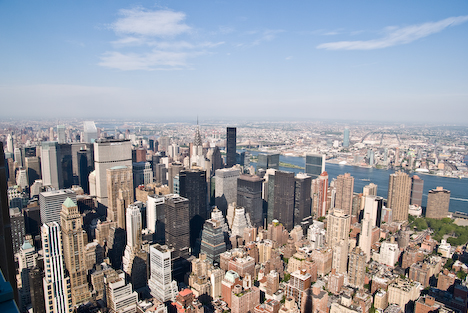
231 284 260 313
237 174 263 227
334 173 354 216
9 207 25 254
106 165 133 229
39 189 76 224
285 270 312 312
60 198 90 305
378 239 400 267
199 218 226 264
410 175 424 206
326 209 350 248
426 187 450 219
82 121 98 143
148 244 178 302
94 139 132 208
348 247 366 289
387 171 411 222
311 172 328 218
215 167 240 215
359 212 373 262
41 222 73 313
105 271 138 313
387 278 420 311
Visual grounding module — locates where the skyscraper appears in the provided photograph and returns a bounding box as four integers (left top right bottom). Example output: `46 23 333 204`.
39 189 76 224
334 173 354 215
164 194 190 259
294 173 312 225
348 247 366 289
40 142 73 190
94 139 132 208
273 171 295 230
122 204 147 290
199 218 227 264
410 175 424 206
359 212 372 262
215 167 240 215
41 222 73 313
25 156 41 187
426 187 450 219
148 244 178 302
0 142 17 303
226 127 237 168
237 174 263 227
257 153 280 171
106 165 134 229
179 169 207 248
326 209 350 249
387 171 411 222
57 125 66 144
60 198 90 305
311 172 329 218
305 154 325 179
343 128 350 147
82 121 98 143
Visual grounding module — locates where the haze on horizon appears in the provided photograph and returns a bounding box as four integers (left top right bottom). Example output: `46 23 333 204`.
1 1 467 123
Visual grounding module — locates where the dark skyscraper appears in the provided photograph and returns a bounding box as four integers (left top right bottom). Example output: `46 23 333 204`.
179 169 207 248
165 195 190 281
273 171 295 230
294 173 312 225
257 153 280 171
58 143 74 189
305 154 325 179
0 142 18 302
410 175 424 206
237 174 264 227
226 127 237 168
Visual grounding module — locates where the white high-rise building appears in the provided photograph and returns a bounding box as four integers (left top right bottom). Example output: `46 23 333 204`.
39 189 76 224
16 168 28 189
14 147 22 167
41 222 73 313
363 195 378 227
229 206 250 237
41 141 60 189
379 240 400 267
83 121 98 143
326 209 350 249
148 244 178 302
147 195 165 233
215 167 240 214
122 204 142 274
17 241 37 311
57 125 66 144
359 212 372 262
308 220 326 249
105 271 138 313
94 139 132 207
7 133 14 153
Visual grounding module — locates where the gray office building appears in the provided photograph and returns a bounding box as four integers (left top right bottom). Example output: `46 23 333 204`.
93 139 132 207
305 154 325 179
257 153 280 171
39 189 76 224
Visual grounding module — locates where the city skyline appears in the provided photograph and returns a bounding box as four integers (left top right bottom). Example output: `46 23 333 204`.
1 1 467 123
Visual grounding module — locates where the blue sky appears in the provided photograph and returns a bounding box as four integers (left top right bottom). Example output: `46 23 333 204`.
1 1 467 123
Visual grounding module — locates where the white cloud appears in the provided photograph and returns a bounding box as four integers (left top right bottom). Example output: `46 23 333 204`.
98 50 196 71
100 7 224 70
111 8 191 37
317 15 468 50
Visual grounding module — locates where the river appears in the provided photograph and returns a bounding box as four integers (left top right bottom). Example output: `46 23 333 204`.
248 152 468 214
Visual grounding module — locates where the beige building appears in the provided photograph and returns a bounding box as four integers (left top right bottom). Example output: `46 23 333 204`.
387 171 411 222
326 209 350 248
60 198 91 306
374 289 388 310
348 247 366 289
334 173 354 215
426 186 450 219
387 278 421 310
107 165 134 229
